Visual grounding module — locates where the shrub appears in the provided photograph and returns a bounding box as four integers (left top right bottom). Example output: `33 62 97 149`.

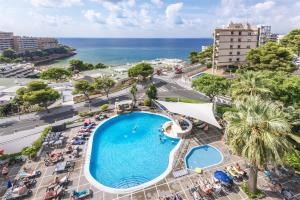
241 183 264 199
144 98 151 107
285 152 300 171
100 104 109 111
165 97 205 104
216 105 237 117
21 126 51 158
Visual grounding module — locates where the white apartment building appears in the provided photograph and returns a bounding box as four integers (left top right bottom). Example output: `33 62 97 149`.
37 37 59 49
13 36 38 53
212 22 259 69
0 31 60 54
0 32 14 53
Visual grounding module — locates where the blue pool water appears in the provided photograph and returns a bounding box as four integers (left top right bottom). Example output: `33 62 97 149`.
89 112 179 189
191 72 207 80
185 145 223 170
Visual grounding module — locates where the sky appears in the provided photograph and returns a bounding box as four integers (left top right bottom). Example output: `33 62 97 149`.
0 0 299 38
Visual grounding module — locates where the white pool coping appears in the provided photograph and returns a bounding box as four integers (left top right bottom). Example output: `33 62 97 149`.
84 111 182 194
184 144 224 172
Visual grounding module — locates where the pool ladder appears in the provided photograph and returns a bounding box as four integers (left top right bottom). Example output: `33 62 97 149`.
113 176 150 189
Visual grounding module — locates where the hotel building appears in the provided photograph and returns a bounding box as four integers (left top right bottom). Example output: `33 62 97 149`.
212 22 260 70
0 32 14 53
0 31 59 53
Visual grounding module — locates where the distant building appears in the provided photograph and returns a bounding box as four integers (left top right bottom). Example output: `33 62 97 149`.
212 22 259 69
0 31 14 53
37 37 59 49
258 25 271 46
0 31 59 53
13 36 38 53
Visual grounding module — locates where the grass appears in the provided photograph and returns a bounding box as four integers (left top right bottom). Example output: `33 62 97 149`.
165 97 206 104
241 183 265 199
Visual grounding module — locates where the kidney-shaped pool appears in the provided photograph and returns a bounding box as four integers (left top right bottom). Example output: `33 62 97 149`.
85 112 181 193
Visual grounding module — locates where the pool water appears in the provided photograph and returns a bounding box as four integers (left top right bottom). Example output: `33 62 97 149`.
88 112 180 190
185 145 223 170
191 72 206 80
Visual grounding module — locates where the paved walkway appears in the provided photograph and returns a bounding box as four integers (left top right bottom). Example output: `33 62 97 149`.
0 116 79 154
1 122 299 200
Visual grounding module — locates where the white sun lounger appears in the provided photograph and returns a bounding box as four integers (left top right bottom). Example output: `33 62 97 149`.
173 169 188 178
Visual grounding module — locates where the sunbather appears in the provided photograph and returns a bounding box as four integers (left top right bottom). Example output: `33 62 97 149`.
2 165 9 176
233 163 247 176
11 185 27 195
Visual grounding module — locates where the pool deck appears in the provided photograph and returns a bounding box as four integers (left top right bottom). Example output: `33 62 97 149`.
1 119 300 200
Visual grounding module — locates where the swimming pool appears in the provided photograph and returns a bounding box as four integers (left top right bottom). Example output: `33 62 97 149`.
191 72 207 80
85 112 181 193
185 145 223 170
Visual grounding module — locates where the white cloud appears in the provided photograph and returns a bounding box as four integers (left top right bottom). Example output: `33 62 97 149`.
254 1 275 11
165 2 184 25
29 12 72 26
30 0 82 7
83 10 106 24
151 0 163 7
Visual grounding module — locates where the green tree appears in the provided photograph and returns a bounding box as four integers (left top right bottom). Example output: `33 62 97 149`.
40 67 71 82
94 63 108 69
128 63 154 81
280 29 300 56
27 80 48 91
230 71 272 99
246 42 296 72
223 96 294 193
23 89 60 113
74 80 94 110
189 51 199 64
192 74 230 100
198 46 213 64
2 48 16 59
94 76 116 99
16 81 60 113
146 83 157 100
69 59 85 72
130 83 138 107
253 71 300 107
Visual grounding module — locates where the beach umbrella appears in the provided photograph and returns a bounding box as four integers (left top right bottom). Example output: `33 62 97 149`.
214 170 231 183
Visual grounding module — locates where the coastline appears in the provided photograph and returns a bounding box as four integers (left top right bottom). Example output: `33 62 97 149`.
33 51 77 66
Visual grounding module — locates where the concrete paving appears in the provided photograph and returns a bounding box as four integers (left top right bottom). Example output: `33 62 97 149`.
1 114 299 200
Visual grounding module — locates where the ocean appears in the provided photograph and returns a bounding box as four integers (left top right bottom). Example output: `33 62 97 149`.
56 38 213 66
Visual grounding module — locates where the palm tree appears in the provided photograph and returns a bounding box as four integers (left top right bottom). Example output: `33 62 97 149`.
130 83 138 107
230 71 272 99
223 96 294 193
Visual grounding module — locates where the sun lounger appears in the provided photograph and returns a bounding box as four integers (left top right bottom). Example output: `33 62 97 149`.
173 169 188 178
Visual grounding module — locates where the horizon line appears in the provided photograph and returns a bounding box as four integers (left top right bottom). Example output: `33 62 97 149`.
57 37 213 39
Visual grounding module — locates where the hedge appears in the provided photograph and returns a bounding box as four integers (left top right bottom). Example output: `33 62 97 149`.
21 126 51 158
165 97 205 104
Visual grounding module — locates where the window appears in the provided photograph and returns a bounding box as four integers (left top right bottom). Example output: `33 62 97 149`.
248 32 252 36
229 52 232 55
238 38 241 42
236 58 240 61
247 39 251 42
230 45 233 49
247 45 250 49
237 45 241 49
237 51 240 55
229 58 232 62
231 31 234 35
239 31 242 35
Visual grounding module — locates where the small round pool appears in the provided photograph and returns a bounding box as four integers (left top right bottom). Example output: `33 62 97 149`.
185 145 223 170
85 112 180 193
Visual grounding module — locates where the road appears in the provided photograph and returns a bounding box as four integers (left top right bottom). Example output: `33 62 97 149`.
0 76 209 135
